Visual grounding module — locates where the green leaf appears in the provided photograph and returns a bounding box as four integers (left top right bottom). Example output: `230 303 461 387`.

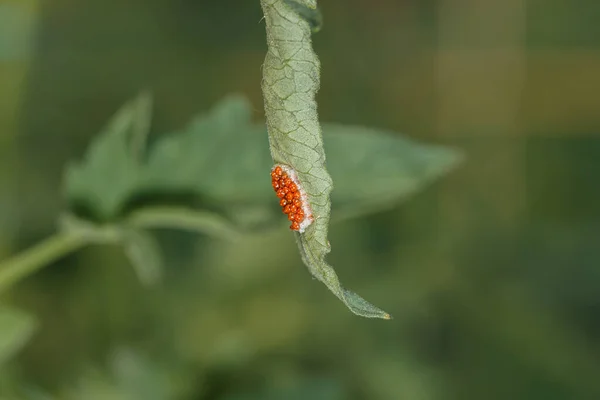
64 92 152 221
142 96 461 217
64 92 460 229
142 94 260 203
0 306 36 365
121 229 163 287
260 0 390 318
324 124 463 221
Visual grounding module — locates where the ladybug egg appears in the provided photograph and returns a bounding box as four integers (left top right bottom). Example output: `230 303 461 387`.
270 164 313 233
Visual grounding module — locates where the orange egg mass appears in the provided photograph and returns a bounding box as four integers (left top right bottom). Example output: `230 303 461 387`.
271 164 313 232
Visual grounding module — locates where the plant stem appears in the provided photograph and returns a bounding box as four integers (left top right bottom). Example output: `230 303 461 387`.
0 232 88 293
127 206 241 240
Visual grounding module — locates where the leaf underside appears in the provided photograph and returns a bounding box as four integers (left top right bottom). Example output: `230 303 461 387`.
260 0 392 318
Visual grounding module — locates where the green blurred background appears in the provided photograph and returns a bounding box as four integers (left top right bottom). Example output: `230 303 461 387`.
1 0 600 399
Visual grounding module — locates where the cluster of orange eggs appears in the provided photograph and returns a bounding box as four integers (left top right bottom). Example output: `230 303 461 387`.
271 165 310 231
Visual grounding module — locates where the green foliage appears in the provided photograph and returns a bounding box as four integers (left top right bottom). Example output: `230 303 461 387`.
0 88 461 323
1 0 598 398
65 93 153 222
0 90 460 380
0 0 461 376
65 87 461 318
0 72 461 396
65 94 461 233
324 124 461 220
121 229 164 287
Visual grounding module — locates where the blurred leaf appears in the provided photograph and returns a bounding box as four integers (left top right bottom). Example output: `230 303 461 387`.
145 96 462 226
0 306 36 366
142 94 258 203
65 94 461 232
122 229 163 286
64 92 152 221
325 124 463 220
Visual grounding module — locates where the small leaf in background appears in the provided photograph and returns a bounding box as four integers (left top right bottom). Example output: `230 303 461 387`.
64 92 152 221
142 94 261 201
0 306 36 366
121 229 163 287
324 124 463 220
